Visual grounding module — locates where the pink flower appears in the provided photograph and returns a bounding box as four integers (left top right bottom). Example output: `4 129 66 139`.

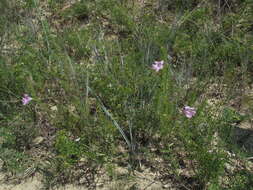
183 106 196 118
22 94 32 105
152 60 164 72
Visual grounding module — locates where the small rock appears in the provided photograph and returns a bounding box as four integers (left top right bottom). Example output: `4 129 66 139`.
79 176 87 184
163 183 172 189
32 137 44 145
115 167 129 176
50 105 58 111
79 157 87 162
225 163 236 172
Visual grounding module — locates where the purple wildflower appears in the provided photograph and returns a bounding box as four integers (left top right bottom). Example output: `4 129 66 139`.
183 106 196 118
152 60 164 72
22 94 32 105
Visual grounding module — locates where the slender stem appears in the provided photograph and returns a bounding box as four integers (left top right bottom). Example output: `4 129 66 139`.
87 86 131 149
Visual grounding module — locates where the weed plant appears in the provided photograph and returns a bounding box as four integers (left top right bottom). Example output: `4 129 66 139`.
0 0 252 189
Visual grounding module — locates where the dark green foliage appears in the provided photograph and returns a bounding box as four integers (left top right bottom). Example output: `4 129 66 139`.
55 130 81 166
0 0 252 188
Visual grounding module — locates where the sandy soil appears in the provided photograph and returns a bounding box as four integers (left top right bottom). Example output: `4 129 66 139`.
0 170 167 190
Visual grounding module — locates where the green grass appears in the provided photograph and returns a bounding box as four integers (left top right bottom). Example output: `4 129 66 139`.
0 0 253 189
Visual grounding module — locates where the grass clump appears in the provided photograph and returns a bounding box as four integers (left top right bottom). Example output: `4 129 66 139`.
0 0 252 189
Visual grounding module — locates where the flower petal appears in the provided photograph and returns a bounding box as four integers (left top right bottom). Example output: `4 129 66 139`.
152 60 164 72
22 94 32 105
183 106 196 118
